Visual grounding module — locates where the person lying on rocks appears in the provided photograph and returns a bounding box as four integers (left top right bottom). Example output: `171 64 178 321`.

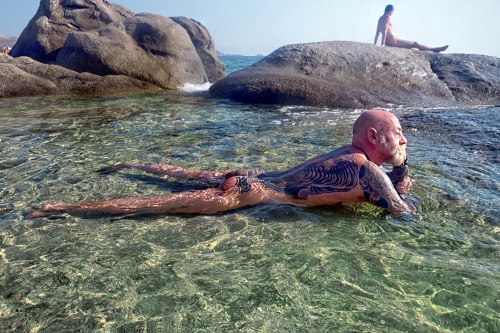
25 110 416 219
375 4 448 52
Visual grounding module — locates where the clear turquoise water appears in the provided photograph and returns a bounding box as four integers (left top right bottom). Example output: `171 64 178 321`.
219 55 264 75
0 63 499 331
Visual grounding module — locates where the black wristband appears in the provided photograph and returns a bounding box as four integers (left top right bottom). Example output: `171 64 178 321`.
390 156 409 185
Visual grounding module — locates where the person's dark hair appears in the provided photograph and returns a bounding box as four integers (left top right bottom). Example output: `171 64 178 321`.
384 4 394 13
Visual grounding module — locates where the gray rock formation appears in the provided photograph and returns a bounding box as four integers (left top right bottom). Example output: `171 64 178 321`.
209 41 500 108
56 13 209 89
9 0 134 63
171 17 225 82
0 53 158 98
426 53 500 104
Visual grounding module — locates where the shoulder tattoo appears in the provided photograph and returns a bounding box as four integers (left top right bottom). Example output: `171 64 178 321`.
263 156 358 199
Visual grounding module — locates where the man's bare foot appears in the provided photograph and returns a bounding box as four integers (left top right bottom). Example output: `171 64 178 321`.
96 162 129 173
434 45 449 52
24 209 55 219
24 202 66 219
42 202 66 211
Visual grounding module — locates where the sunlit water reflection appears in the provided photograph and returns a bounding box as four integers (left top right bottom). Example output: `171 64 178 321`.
0 91 499 332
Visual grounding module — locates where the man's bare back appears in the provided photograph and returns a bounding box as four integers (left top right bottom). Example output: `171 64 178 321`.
374 4 448 52
25 110 417 219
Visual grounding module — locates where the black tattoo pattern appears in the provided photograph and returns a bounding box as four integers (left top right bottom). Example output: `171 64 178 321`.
234 176 252 194
235 169 266 177
258 156 358 199
359 161 408 211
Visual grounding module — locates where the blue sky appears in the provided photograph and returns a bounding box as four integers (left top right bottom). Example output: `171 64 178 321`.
1 0 499 57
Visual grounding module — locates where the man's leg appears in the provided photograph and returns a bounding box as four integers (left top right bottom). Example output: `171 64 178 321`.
25 176 273 218
393 39 448 52
101 163 266 186
101 162 230 186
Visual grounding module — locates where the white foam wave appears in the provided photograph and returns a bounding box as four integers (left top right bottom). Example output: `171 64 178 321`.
178 82 212 92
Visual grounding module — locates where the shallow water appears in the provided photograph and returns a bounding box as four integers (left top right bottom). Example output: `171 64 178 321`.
0 90 499 332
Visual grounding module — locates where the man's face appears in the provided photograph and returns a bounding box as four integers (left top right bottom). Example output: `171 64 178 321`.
378 117 407 166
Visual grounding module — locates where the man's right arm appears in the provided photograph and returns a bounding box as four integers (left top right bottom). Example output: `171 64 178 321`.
359 161 416 214
377 16 390 46
374 29 380 45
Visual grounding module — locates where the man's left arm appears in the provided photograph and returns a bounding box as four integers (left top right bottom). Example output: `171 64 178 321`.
359 161 417 214
386 156 414 194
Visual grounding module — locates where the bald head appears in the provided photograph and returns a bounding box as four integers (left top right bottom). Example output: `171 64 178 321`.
351 110 406 165
352 110 398 139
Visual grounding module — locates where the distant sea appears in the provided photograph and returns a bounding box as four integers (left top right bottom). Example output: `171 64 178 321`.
179 54 264 92
218 54 264 75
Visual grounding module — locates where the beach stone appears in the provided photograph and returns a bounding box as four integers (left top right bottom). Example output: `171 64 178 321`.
209 41 500 108
56 13 209 89
0 53 158 98
9 0 134 63
171 17 225 82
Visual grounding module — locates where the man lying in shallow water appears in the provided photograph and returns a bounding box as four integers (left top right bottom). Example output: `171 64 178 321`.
25 110 416 219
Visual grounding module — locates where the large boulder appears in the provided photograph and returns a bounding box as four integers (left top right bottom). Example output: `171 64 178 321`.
0 53 158 98
9 0 134 63
56 13 209 89
171 17 225 82
209 41 500 108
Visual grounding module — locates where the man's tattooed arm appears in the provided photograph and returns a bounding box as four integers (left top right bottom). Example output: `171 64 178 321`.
359 161 416 214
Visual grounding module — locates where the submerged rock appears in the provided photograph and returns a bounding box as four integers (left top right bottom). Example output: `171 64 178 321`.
209 41 500 108
10 0 134 63
56 13 209 89
0 54 158 98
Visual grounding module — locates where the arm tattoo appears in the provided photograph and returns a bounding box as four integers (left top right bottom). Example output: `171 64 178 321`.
259 156 358 199
359 161 411 212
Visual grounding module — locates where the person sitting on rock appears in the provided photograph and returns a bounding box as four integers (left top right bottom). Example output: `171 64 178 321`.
25 110 416 219
375 4 448 52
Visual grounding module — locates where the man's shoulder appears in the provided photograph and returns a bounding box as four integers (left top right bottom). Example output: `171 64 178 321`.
331 145 368 165
378 15 390 24
359 160 389 182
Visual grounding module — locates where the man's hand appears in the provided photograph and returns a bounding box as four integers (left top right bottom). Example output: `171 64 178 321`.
395 176 415 195
96 162 130 173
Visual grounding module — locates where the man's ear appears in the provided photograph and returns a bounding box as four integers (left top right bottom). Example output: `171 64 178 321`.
367 128 378 144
